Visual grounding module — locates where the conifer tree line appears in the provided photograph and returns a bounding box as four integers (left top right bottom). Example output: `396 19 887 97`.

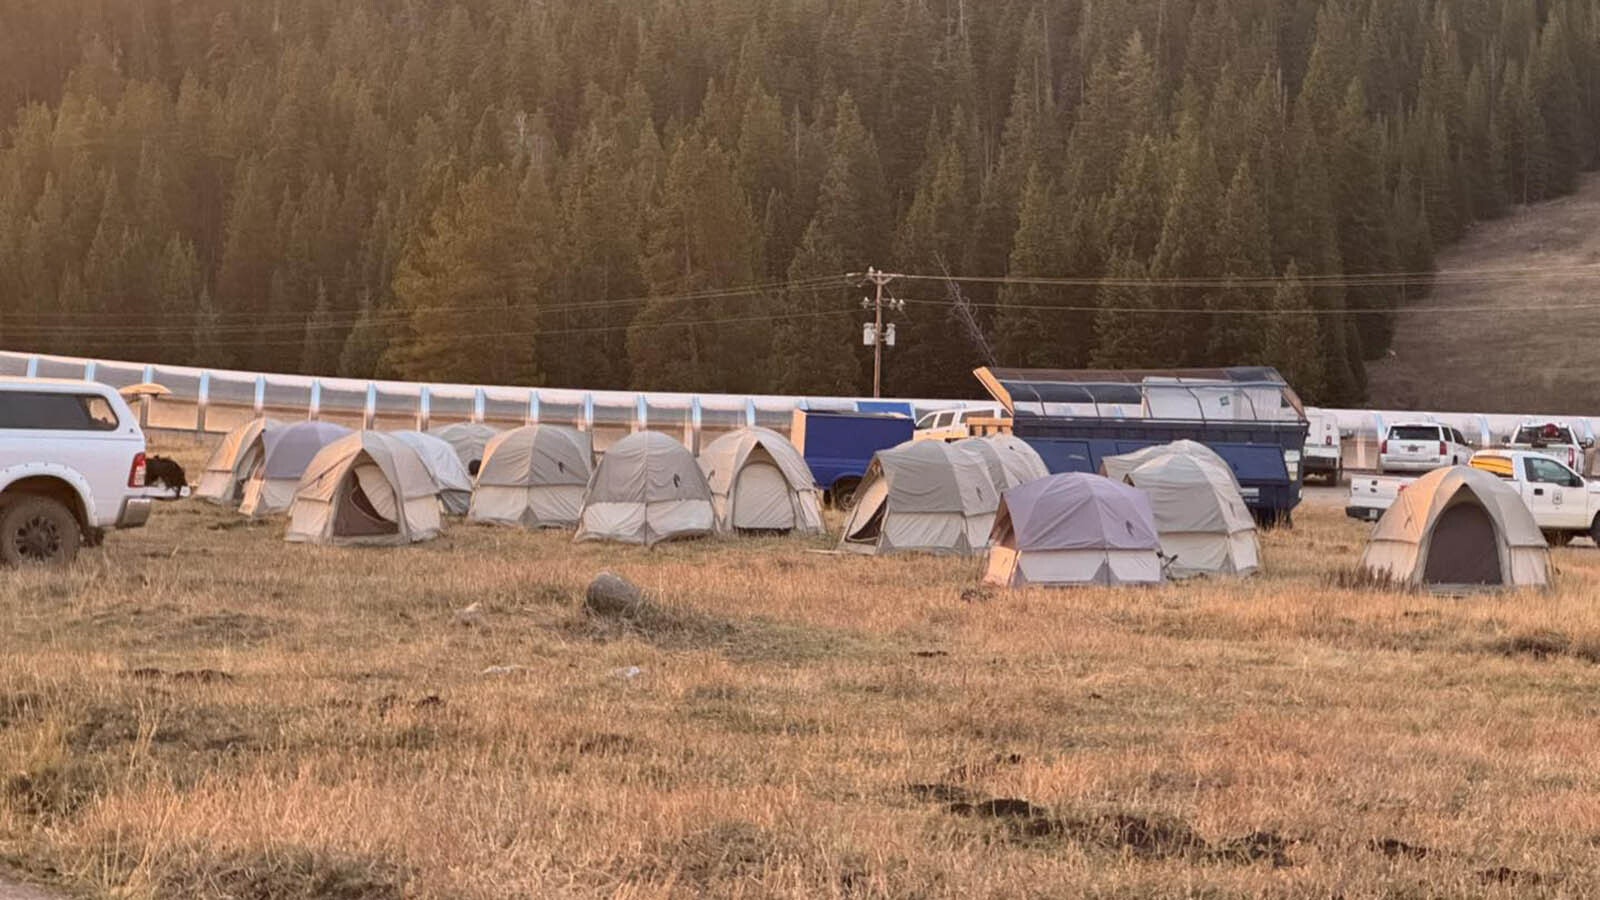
0 0 1595 404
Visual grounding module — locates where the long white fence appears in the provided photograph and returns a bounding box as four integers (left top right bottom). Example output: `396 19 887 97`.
5 350 1595 471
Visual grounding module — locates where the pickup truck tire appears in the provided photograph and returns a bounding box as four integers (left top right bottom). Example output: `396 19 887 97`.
1543 529 1575 547
1590 516 1600 547
828 478 861 511
1 496 82 567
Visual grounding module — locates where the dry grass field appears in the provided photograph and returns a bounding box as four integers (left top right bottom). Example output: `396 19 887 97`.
6 438 1600 898
1365 171 1600 415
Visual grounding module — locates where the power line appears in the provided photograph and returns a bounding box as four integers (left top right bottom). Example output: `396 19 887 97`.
12 306 858 351
889 262 1600 290
895 296 1600 316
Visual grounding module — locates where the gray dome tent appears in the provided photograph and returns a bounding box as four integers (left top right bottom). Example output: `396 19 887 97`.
428 422 501 475
1102 444 1259 578
839 440 999 556
238 420 353 517
286 431 442 546
469 425 593 529
390 431 475 515
575 432 714 546
984 473 1163 587
698 427 824 535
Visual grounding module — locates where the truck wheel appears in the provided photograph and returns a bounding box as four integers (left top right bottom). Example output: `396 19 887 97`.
1543 529 1575 547
1 497 82 567
829 479 861 511
1590 517 1600 547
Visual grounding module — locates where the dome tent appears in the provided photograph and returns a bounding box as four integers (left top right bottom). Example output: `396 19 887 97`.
575 431 714 546
1361 466 1549 590
469 425 593 529
428 422 500 475
390 431 474 515
1103 444 1259 578
839 440 998 556
983 473 1164 587
238 420 352 517
1101 439 1238 488
196 416 281 505
952 435 1050 493
286 431 442 546
698 427 823 534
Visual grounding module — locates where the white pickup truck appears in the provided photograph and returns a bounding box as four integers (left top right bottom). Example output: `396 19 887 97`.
1507 420 1592 475
1346 450 1600 545
0 378 158 565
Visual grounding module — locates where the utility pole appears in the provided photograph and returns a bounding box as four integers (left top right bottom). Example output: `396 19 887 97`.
860 267 901 398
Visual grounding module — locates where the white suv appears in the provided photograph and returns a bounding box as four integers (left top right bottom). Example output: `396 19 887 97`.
1379 422 1473 474
0 378 157 565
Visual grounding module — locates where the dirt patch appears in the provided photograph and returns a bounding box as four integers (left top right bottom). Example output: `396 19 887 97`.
1 760 101 822
159 847 406 900
125 667 236 683
67 703 260 754
940 799 1292 866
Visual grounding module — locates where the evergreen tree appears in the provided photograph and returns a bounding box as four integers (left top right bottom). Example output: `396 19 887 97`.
1263 262 1324 400
1206 159 1272 365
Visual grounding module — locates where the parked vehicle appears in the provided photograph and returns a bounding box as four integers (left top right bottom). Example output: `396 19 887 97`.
1378 422 1473 474
913 405 1009 442
974 366 1309 526
1303 410 1343 484
0 378 158 565
1506 420 1591 475
1346 450 1600 545
789 409 914 507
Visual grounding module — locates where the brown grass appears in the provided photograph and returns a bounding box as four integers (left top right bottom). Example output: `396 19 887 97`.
5 437 1600 897
1365 170 1600 414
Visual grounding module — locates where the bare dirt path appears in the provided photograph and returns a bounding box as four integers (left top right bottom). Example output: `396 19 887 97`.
1364 172 1600 414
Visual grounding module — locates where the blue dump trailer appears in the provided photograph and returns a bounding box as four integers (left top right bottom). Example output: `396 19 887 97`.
791 408 915 506
974 367 1310 526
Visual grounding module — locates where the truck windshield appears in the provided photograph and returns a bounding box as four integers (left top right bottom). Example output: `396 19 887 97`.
1389 426 1440 441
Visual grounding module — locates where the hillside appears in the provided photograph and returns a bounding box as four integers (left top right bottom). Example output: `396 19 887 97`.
1364 171 1600 415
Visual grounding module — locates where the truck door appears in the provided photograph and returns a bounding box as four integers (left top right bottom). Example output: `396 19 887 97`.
1523 456 1587 529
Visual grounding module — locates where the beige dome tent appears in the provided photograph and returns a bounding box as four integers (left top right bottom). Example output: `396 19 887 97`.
1103 446 1259 578
1361 466 1549 590
389 431 473 515
698 427 824 535
1101 439 1238 487
575 431 714 546
984 473 1164 587
428 422 500 475
196 417 281 505
286 432 442 546
469 425 593 528
840 440 999 556
238 421 352 517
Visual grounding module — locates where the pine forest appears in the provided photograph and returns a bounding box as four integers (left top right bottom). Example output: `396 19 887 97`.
1 0 1597 404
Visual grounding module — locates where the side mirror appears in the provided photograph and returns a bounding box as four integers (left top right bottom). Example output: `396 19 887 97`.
1584 438 1595 449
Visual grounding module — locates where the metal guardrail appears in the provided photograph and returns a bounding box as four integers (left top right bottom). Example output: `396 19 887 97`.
5 350 1597 470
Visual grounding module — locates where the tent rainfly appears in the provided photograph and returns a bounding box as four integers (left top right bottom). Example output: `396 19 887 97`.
575 431 714 546
469 425 593 528
952 435 1050 493
1100 439 1239 488
196 417 281 505
428 423 500 476
238 420 352 517
698 427 824 534
286 431 442 546
1361 465 1549 590
1104 445 1259 578
390 431 474 515
984 473 1164 587
839 440 999 555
